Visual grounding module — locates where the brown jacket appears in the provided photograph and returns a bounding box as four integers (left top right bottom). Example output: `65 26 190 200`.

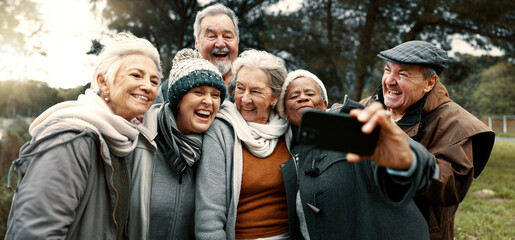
362 82 495 240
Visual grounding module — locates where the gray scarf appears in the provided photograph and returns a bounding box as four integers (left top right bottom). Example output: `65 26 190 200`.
156 103 202 182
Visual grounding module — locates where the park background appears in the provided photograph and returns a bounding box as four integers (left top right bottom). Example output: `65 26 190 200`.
1 0 514 238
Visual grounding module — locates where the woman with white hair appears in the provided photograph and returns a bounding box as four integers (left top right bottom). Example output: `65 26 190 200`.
5 32 161 240
195 49 292 240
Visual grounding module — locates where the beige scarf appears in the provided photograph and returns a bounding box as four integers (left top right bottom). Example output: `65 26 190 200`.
29 89 139 157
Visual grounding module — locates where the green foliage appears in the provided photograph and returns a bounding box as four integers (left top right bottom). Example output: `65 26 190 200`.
58 84 89 101
0 119 30 238
455 141 515 239
0 175 15 239
90 0 514 102
473 62 515 115
0 118 30 239
496 132 515 138
0 118 31 176
264 0 515 101
442 55 514 116
0 80 87 117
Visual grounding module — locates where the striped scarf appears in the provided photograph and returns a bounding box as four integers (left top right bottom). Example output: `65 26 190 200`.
156 103 202 181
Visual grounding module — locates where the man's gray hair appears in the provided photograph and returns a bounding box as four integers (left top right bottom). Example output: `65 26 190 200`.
232 49 287 97
193 3 239 43
422 66 437 80
90 32 162 93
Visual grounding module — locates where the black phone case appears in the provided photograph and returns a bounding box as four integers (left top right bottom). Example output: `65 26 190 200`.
298 110 380 155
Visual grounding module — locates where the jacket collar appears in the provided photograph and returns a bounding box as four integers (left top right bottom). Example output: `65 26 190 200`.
374 86 427 126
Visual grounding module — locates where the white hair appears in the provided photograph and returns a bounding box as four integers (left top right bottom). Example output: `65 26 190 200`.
193 3 239 43
232 49 287 97
90 32 162 93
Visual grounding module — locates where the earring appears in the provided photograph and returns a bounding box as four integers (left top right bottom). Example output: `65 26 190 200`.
104 91 109 102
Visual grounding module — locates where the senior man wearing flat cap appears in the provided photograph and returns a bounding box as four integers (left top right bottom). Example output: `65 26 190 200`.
360 40 495 240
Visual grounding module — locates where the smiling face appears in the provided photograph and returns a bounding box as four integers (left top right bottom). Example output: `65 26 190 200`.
285 77 327 126
195 14 238 83
382 62 436 119
99 54 159 121
234 66 277 124
176 85 222 134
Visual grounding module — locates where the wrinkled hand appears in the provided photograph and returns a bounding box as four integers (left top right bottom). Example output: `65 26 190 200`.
347 102 413 170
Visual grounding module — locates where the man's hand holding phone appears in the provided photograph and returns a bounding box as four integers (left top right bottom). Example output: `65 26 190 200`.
348 102 413 170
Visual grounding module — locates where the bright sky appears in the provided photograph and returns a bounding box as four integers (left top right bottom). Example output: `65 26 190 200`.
0 0 504 89
0 0 110 89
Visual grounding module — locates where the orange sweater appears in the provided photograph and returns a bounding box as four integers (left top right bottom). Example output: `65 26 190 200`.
235 137 290 239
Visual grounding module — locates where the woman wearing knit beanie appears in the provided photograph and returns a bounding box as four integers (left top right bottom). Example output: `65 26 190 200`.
127 48 227 239
276 69 438 239
276 69 328 125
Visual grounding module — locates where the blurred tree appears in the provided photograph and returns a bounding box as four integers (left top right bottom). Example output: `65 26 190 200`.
0 174 14 239
86 39 104 55
265 0 515 102
0 80 65 117
90 0 514 103
90 0 280 76
0 118 30 239
264 0 391 103
443 54 506 115
57 84 90 102
91 0 199 74
0 0 41 48
473 61 515 115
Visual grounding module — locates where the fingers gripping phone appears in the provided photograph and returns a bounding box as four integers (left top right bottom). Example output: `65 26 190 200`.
298 110 380 155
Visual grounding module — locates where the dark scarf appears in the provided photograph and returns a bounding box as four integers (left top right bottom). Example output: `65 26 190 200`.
156 103 202 183
373 86 427 126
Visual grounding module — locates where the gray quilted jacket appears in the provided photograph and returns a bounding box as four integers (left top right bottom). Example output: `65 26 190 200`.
5 120 120 240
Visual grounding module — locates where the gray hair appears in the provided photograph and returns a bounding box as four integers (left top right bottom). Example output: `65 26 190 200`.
90 32 162 93
232 49 287 97
422 66 437 80
193 3 239 43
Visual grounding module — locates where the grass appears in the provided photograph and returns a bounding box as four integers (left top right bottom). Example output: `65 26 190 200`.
495 132 515 138
454 141 515 240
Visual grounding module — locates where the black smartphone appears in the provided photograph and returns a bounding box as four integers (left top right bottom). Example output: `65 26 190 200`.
297 110 380 155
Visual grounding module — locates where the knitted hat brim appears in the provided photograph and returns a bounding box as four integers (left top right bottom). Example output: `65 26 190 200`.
277 69 328 119
168 69 227 111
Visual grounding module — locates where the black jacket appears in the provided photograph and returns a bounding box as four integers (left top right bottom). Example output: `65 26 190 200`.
281 133 438 239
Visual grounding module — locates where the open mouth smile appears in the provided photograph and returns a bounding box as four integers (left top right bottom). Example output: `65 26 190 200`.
195 109 212 120
386 88 402 95
132 94 149 101
211 48 230 59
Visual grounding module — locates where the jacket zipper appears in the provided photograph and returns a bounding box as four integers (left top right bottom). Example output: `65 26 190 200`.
100 140 119 237
146 150 157 239
169 174 182 239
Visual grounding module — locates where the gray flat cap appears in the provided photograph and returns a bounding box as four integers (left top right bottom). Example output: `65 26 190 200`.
378 40 448 75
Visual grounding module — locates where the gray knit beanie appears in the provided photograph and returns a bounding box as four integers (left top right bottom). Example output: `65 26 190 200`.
277 69 328 119
167 48 227 111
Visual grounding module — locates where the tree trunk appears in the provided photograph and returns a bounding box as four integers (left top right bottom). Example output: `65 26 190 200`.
352 0 380 101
